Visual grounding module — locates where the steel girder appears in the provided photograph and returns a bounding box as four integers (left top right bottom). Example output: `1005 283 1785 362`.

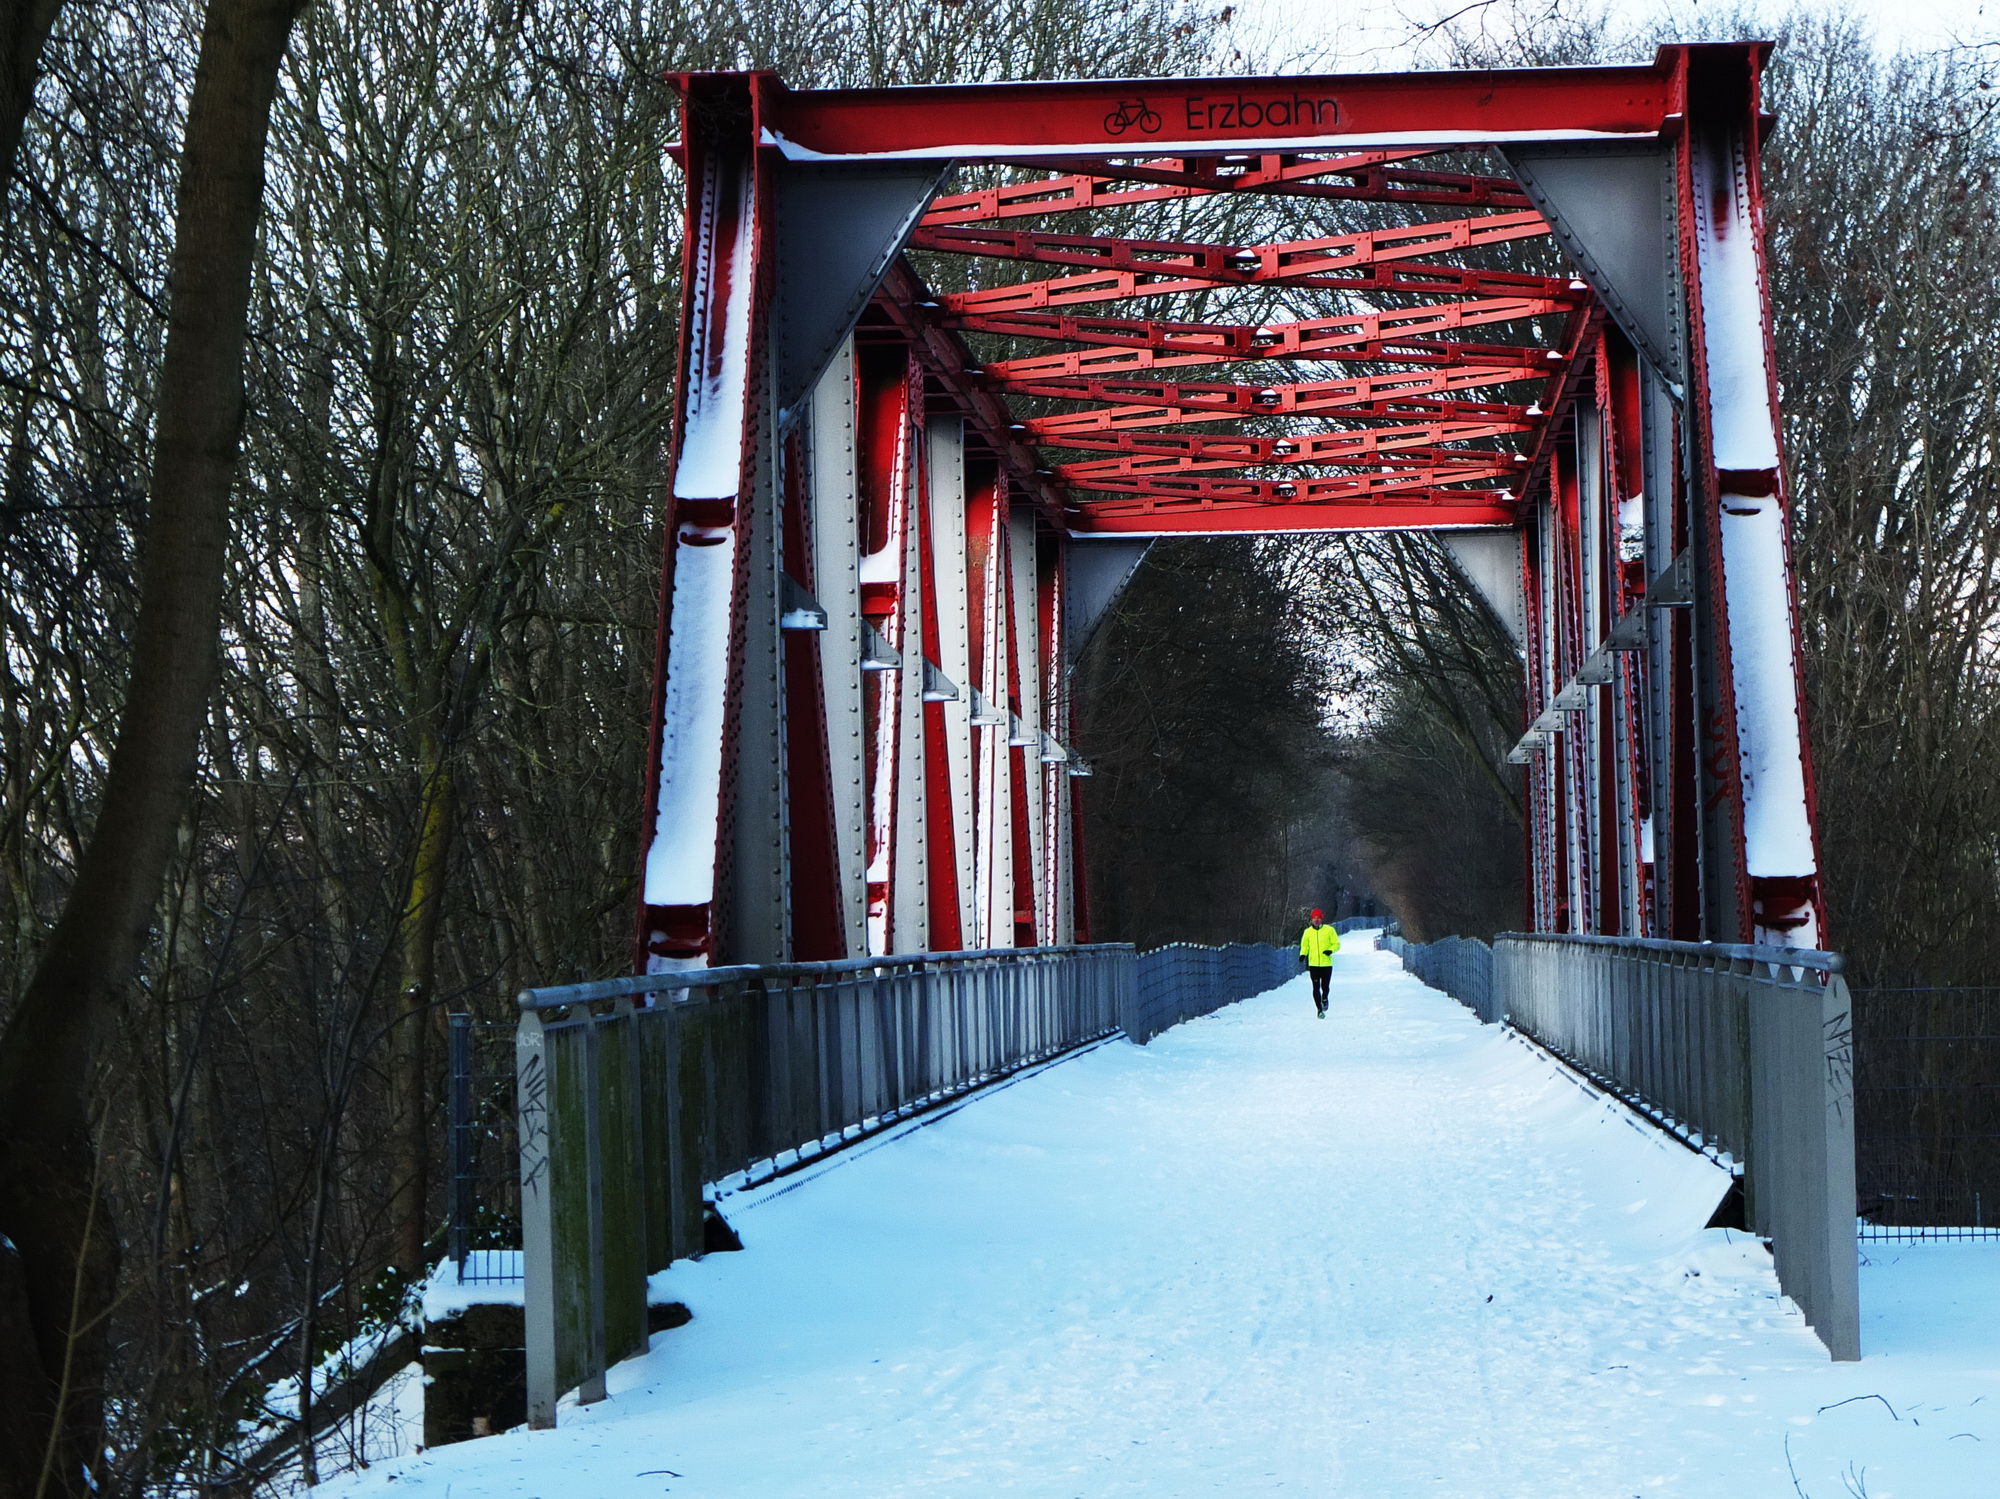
637 46 1826 970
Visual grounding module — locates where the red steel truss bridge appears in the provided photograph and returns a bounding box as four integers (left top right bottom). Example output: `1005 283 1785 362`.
638 42 1827 972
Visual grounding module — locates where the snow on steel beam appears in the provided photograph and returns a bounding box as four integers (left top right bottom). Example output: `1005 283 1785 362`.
638 76 766 971
919 152 1532 225
755 61 1681 160
1680 45 1824 950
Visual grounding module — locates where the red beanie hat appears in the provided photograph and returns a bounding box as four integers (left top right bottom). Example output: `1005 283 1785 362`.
1311 908 1323 919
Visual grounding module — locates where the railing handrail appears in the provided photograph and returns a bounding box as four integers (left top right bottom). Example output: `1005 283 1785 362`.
517 942 1139 1010
1495 931 1844 975
1495 932 1859 1359
512 938 1293 1425
1137 939 1285 953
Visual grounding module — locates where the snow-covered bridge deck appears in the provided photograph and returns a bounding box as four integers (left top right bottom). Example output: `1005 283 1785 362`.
337 941 1999 1497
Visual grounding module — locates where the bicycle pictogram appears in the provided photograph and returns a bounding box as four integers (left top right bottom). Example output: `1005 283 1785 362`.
1103 99 1163 136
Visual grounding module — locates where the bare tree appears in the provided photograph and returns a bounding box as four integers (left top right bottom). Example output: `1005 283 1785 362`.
0 2 308 1492
0 0 63 188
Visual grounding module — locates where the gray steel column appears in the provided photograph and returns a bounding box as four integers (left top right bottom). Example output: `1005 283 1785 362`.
891 450 930 951
927 417 978 938
1577 407 1607 933
726 345 790 963
1010 504 1046 933
810 340 870 957
1640 370 1681 937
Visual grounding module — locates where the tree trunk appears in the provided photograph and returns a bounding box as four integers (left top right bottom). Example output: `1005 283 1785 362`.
390 740 454 1281
0 2 305 1493
0 0 63 189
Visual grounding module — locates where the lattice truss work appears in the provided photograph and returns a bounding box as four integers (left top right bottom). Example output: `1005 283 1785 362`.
637 46 1829 974
910 151 1567 536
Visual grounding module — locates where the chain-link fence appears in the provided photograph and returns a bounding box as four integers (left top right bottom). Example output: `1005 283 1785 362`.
1854 986 2000 1241
445 1014 521 1283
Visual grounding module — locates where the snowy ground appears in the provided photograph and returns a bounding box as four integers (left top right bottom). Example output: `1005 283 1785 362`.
327 940 2000 1498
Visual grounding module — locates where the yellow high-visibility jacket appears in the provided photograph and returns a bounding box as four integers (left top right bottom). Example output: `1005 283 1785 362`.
1299 923 1341 967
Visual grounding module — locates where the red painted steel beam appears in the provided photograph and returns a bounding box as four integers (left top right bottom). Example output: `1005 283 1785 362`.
755 61 1682 160
975 300 1575 378
950 258 1561 313
780 426 848 961
1017 370 1541 434
1046 420 1528 463
1073 469 1515 505
638 74 769 970
1076 501 1517 534
1018 154 1537 206
920 152 1532 224
1060 448 1519 484
1498 308 1607 504
921 212 1560 312
857 346 915 952
914 439 965 952
871 263 1067 525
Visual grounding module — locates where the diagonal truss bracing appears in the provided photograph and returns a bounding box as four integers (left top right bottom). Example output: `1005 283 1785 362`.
638 46 1830 991
902 166 1580 535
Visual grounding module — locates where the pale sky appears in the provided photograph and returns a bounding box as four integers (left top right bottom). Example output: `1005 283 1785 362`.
1227 0 1998 70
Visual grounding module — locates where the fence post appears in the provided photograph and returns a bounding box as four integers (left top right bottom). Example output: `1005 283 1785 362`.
1747 969 1861 1360
517 1005 558 1430
579 1017 609 1404
447 1013 473 1282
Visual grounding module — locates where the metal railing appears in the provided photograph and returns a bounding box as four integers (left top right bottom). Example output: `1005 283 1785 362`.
445 1014 522 1284
1854 985 2000 1240
1382 934 1499 1023
1124 943 1296 1044
509 939 1301 1424
1497 933 1859 1361
515 945 1131 1426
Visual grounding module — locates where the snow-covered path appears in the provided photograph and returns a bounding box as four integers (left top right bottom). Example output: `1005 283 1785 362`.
334 941 2000 1498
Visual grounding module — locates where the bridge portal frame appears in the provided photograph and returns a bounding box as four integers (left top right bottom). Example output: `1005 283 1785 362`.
637 44 1827 973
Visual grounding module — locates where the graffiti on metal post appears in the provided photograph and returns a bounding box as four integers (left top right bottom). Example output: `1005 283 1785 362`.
520 1050 550 1193
1824 1008 1854 1126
